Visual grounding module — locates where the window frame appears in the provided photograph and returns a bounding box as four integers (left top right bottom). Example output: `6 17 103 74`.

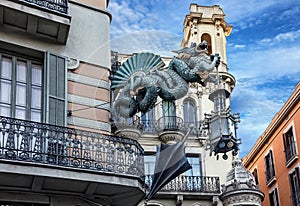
144 153 156 175
0 49 67 126
252 167 259 186
264 149 276 186
183 98 197 135
289 167 300 206
185 154 202 177
269 187 280 206
0 52 44 122
283 124 298 167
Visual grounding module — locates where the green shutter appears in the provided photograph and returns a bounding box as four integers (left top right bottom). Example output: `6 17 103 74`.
45 52 67 126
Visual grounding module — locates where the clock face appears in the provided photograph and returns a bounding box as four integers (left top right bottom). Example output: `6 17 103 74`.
227 141 234 148
219 141 226 148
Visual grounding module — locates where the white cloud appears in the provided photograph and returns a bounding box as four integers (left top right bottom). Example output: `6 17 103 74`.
231 75 298 156
108 0 300 157
110 30 182 57
258 29 300 46
234 44 246 49
229 44 300 79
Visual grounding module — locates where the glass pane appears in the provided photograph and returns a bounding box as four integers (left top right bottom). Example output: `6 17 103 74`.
49 55 57 96
31 86 41 109
144 155 156 175
57 57 65 98
187 157 201 176
1 57 12 79
57 99 65 126
16 83 27 106
17 60 27 82
0 103 10 117
32 64 42 85
189 104 195 122
49 97 56 125
31 109 41 122
16 106 26 120
0 80 11 103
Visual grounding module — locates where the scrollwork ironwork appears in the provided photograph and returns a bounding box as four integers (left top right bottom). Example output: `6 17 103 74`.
145 175 220 193
0 116 144 178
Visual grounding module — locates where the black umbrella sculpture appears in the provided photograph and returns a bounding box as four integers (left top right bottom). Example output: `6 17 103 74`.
146 127 193 201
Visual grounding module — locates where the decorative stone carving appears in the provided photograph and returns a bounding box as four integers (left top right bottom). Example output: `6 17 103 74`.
67 58 80 70
220 159 264 206
158 130 184 144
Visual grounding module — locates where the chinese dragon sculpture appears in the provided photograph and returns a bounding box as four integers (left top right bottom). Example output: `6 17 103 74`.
111 41 220 118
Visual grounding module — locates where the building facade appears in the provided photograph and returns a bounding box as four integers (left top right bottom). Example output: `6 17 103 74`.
0 0 145 205
243 82 300 206
112 4 237 206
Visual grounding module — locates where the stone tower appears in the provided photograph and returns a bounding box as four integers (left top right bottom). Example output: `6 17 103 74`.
181 4 232 66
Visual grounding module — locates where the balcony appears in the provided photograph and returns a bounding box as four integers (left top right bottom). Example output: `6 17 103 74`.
21 0 68 14
0 0 71 44
114 116 204 141
155 116 185 144
145 175 220 198
113 115 143 140
0 116 145 206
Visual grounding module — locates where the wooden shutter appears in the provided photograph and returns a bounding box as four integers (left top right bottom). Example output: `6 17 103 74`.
44 52 67 126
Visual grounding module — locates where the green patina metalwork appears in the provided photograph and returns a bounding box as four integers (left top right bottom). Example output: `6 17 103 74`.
111 41 220 118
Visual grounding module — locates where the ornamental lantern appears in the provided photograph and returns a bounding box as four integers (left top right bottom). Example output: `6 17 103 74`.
205 88 241 160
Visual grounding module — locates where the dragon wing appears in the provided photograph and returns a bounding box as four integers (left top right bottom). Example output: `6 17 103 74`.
111 52 165 89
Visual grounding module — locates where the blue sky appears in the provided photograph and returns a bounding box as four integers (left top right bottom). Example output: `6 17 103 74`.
108 0 300 157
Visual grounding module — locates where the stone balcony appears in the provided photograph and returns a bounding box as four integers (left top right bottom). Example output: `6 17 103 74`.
0 116 145 206
145 174 220 199
0 0 71 44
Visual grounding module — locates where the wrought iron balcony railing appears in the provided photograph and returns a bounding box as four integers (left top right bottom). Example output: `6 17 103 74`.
113 116 205 137
155 116 184 132
113 115 143 131
145 175 220 193
0 116 144 177
20 0 68 14
141 120 156 134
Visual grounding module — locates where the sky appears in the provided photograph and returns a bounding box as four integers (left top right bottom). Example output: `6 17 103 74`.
108 0 300 157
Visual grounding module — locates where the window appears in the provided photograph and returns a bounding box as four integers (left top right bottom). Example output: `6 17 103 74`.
269 188 279 206
144 154 156 175
0 54 42 122
289 168 300 206
141 109 154 132
186 156 201 176
183 99 196 134
0 51 67 126
201 33 212 55
265 150 276 184
283 127 298 165
252 168 259 185
162 101 177 130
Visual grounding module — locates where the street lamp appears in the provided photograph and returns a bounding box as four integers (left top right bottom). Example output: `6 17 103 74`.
204 88 241 160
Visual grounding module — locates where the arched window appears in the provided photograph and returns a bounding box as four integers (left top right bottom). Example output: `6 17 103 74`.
183 100 196 125
201 33 212 55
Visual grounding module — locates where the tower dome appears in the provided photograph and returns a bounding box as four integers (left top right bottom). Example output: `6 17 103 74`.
220 159 264 206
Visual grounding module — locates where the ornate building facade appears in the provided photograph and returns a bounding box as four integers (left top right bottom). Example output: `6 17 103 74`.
111 4 239 206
